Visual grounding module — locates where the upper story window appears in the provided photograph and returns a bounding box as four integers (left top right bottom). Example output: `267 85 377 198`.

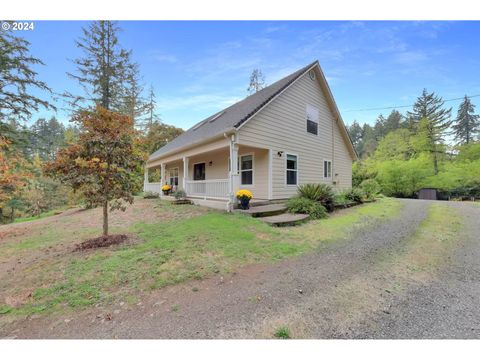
240 154 253 185
286 154 298 185
306 105 319 135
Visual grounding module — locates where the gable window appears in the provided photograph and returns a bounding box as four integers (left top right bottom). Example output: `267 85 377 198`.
306 105 319 135
323 160 332 179
240 154 253 185
169 168 179 186
286 154 298 185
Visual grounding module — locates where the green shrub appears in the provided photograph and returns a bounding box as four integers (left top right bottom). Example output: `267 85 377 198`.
360 179 381 200
286 197 327 219
143 191 159 199
172 189 187 200
297 183 335 211
344 187 364 203
333 193 350 206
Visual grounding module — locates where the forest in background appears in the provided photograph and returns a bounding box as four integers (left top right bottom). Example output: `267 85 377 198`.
348 91 480 198
0 21 183 223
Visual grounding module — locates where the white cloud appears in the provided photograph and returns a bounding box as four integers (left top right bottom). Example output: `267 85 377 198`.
149 51 177 63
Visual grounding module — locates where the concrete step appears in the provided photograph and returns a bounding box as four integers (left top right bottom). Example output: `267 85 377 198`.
260 213 310 227
237 204 287 217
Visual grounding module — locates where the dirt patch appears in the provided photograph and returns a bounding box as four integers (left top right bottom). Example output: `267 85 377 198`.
74 234 129 251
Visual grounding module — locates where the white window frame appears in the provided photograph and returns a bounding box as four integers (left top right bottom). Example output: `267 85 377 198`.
168 167 179 186
323 159 332 179
285 153 299 187
306 104 319 136
239 153 254 187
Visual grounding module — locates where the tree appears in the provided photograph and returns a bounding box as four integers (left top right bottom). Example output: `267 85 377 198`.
143 85 161 131
384 110 404 133
142 120 184 154
120 62 148 128
45 106 145 237
0 136 29 222
452 96 479 145
348 120 363 151
67 21 133 111
406 89 452 131
0 30 54 123
407 90 452 174
30 116 66 161
247 69 266 94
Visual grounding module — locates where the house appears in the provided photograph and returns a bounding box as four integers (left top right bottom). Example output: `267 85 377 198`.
144 60 357 211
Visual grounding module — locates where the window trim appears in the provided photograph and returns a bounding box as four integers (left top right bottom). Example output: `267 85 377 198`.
168 167 179 186
306 104 319 136
323 159 332 179
239 153 255 187
285 153 299 187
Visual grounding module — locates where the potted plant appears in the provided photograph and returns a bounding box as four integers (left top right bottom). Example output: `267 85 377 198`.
236 189 253 210
161 184 172 195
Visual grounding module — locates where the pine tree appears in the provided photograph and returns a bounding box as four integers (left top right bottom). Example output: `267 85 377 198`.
406 89 452 131
407 89 452 174
143 85 161 131
0 31 54 123
247 69 266 94
384 110 404 133
347 120 363 151
66 21 133 111
452 96 479 145
120 62 148 128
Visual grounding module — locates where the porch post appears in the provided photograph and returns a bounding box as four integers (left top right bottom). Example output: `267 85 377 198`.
183 156 189 194
229 140 239 209
160 163 166 197
143 165 149 192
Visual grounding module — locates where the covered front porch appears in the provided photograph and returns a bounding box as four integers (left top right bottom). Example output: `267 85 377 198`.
144 137 271 210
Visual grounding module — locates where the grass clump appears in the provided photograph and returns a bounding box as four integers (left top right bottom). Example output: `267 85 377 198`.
274 326 291 339
286 197 327 219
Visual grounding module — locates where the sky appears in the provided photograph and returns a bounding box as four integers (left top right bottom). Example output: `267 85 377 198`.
18 21 480 129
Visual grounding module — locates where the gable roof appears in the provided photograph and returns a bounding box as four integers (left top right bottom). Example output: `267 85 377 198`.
149 60 357 161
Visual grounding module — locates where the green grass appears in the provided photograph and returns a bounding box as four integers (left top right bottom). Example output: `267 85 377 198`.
0 198 404 317
274 326 291 339
13 206 73 224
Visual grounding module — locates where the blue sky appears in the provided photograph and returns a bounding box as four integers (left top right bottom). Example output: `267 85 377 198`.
20 21 480 129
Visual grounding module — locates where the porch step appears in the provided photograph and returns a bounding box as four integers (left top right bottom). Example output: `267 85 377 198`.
260 213 310 227
237 204 287 218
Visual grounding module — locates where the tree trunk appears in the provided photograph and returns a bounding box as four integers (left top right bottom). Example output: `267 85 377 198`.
103 201 108 237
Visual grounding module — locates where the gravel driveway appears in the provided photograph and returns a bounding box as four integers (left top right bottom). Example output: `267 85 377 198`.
3 199 479 339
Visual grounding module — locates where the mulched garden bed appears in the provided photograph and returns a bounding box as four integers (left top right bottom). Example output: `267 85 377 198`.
74 234 129 251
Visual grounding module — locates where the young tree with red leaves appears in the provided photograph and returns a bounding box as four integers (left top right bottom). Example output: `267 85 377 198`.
45 106 145 237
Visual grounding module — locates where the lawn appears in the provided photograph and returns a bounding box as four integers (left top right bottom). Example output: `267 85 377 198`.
0 197 403 319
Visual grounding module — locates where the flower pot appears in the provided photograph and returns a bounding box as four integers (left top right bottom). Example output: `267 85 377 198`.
162 190 171 196
239 197 250 210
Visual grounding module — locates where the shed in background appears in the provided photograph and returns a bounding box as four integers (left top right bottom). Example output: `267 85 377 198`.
418 188 438 200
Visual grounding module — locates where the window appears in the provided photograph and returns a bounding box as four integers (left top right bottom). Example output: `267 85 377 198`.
169 168 179 186
240 154 253 185
323 160 332 179
286 154 297 185
193 163 205 181
306 105 319 135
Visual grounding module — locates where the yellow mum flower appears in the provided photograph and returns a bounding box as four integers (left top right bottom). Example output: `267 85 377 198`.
162 184 172 191
236 189 253 199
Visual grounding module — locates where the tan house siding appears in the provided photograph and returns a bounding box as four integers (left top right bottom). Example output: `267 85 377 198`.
238 146 269 200
238 68 354 199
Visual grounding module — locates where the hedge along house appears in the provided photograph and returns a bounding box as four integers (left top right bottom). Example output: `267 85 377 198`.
144 60 357 211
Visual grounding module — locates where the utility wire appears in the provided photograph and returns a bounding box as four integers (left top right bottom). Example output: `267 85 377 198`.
343 94 480 112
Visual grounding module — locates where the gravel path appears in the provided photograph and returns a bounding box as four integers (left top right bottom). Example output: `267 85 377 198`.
345 202 480 339
3 199 478 339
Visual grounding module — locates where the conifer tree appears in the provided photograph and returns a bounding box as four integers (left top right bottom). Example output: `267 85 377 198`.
247 69 266 94
452 96 479 145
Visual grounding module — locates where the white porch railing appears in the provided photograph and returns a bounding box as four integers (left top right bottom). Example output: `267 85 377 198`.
144 182 162 194
185 179 230 199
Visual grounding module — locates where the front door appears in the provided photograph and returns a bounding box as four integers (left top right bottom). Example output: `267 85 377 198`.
193 163 206 181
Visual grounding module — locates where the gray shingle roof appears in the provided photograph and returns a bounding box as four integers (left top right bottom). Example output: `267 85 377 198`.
149 61 318 161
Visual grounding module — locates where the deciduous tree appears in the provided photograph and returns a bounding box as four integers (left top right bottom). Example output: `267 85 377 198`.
45 106 145 237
